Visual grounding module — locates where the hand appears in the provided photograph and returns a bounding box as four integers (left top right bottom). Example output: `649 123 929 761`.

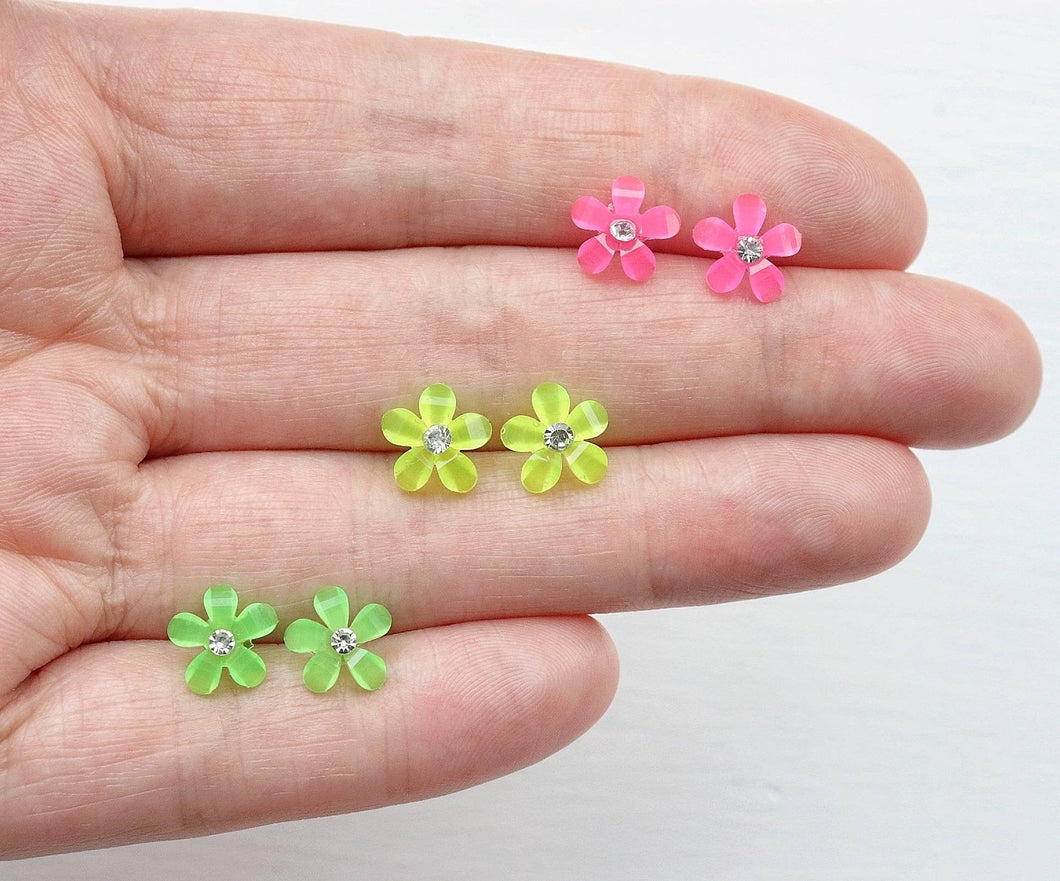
0 1 1040 857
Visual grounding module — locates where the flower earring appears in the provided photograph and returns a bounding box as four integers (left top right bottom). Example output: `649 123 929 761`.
283 587 392 693
381 383 492 493
167 586 279 695
500 382 609 493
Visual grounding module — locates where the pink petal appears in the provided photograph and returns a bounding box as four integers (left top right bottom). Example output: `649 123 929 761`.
692 216 738 253
705 252 747 293
619 240 657 281
577 234 616 274
748 260 785 303
611 176 645 215
637 205 681 241
760 223 802 258
571 196 613 233
732 194 767 237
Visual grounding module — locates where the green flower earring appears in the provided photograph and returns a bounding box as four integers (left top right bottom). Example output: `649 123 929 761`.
167 585 279 695
500 382 609 493
283 587 393 693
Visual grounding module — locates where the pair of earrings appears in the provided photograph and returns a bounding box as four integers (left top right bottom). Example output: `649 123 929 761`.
572 177 803 303
168 585 392 696
381 380 608 494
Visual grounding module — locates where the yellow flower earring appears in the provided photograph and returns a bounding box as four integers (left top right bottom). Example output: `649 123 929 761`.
501 382 609 493
381 383 492 493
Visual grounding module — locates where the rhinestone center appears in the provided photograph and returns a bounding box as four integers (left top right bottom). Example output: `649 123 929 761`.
543 422 575 452
422 424 452 455
208 628 235 656
609 219 638 243
736 236 764 264
331 628 358 655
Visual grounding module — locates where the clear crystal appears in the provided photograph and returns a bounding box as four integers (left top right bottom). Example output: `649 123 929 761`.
736 236 764 264
609 219 637 242
543 422 575 452
422 424 452 455
331 628 358 655
208 629 235 656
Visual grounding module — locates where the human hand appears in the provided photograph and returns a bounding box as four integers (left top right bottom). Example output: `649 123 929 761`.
0 1 1040 857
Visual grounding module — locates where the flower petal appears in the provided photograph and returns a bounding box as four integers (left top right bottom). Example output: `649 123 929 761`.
394 447 434 492
500 415 547 453
232 602 278 642
760 222 802 258
732 194 767 237
611 176 645 215
302 650 342 694
748 259 785 303
566 400 608 441
619 241 656 281
706 253 748 294
185 650 224 696
521 448 563 494
692 216 738 253
381 407 426 447
637 205 680 240
225 644 267 689
418 383 456 426
449 412 492 451
283 617 329 654
203 585 238 628
351 603 393 643
570 195 612 232
314 585 350 631
435 449 478 493
167 612 211 648
347 649 387 691
577 234 615 274
532 382 570 425
565 441 608 485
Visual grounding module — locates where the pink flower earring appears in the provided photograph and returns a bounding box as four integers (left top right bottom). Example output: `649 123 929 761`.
692 194 802 303
571 176 680 281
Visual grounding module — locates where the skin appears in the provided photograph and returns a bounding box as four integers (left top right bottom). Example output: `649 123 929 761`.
0 0 1042 858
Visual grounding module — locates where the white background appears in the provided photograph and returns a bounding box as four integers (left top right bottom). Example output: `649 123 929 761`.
9 1 1059 879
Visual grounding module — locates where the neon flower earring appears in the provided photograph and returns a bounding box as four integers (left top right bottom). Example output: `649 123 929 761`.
500 382 608 493
571 176 680 280
167 585 279 695
283 587 392 693
381 383 492 493
692 194 802 302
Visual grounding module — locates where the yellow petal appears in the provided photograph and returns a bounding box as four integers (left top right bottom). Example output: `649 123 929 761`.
565 441 608 485
531 382 570 425
500 415 546 453
449 412 492 451
521 448 562 494
381 407 426 447
567 400 608 441
419 383 457 425
394 447 434 491
436 449 478 493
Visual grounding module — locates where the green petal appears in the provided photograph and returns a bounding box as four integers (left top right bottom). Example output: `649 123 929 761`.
347 649 387 691
167 612 211 648
532 382 570 425
232 602 278 642
521 448 563 494
313 586 350 630
565 441 608 485
202 585 239 628
185 650 224 695
394 447 434 492
351 603 392 643
381 407 426 447
302 650 342 693
225 644 267 689
567 400 609 441
418 383 456 426
449 413 492 451
500 415 546 453
284 617 329 654
435 449 478 493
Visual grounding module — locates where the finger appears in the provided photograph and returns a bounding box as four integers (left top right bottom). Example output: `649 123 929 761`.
0 616 617 856
61 6 925 265
107 435 930 640
124 249 1041 456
